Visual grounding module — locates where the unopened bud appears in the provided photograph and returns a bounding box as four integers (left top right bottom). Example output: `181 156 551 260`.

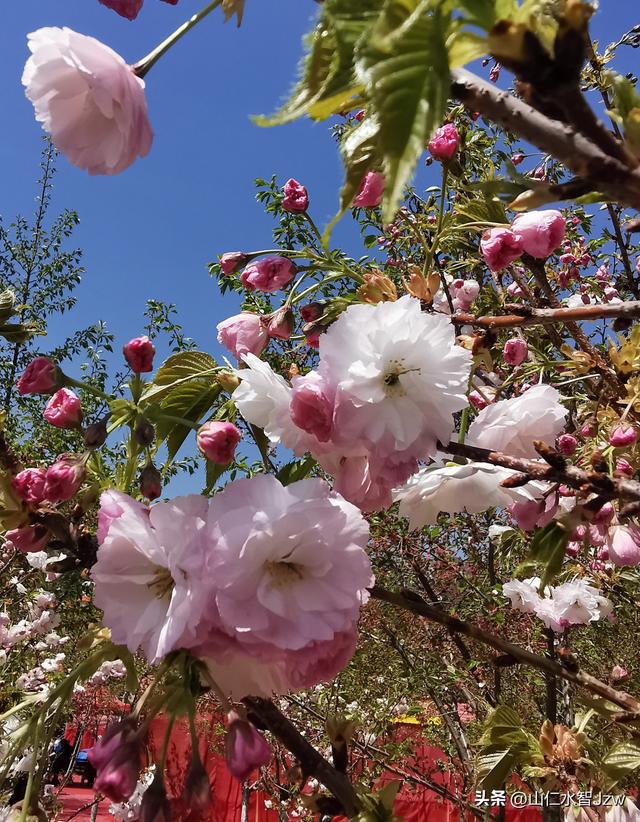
357 270 398 304
217 371 241 393
184 753 212 811
84 417 109 449
140 463 162 501
135 418 156 447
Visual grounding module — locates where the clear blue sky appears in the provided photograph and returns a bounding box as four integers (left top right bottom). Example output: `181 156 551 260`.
0 1 637 488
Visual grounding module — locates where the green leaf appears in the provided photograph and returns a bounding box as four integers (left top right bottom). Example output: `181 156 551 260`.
109 398 136 430
204 460 232 494
477 749 519 790
156 382 221 461
141 351 218 403
356 0 451 221
277 455 317 486
517 521 569 589
602 740 640 779
447 28 488 67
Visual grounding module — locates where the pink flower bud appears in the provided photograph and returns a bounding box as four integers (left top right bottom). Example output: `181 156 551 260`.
511 210 567 259
281 178 309 213
17 356 61 395
565 541 581 557
44 388 82 429
353 171 385 208
123 336 155 373
224 712 271 782
593 502 615 525
197 421 241 464
300 303 323 323
597 546 609 561
511 152 525 165
12 468 48 504
616 458 634 477
611 664 629 681
98 0 143 18
217 313 268 359
480 227 524 272
290 373 334 442
556 434 577 456
604 286 619 301
469 390 488 411
607 525 640 567
305 329 321 349
5 525 49 553
219 252 248 275
266 308 294 340
580 421 596 437
427 123 460 162
240 256 295 293
506 281 524 298
489 64 501 82
503 338 528 366
453 280 479 310
44 455 85 502
609 424 637 448
140 463 162 501
89 719 144 803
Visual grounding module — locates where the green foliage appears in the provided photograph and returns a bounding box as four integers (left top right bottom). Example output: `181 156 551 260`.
602 740 640 781
516 522 569 589
476 705 541 790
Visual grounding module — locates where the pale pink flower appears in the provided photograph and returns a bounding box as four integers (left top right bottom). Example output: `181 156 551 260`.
12 468 47 505
509 490 557 532
240 256 295 293
44 388 82 429
23 28 153 175
17 356 59 395
206 475 372 652
607 525 640 566
503 338 528 366
428 123 460 162
452 279 479 310
281 178 309 212
123 336 155 373
611 664 629 681
502 578 541 614
217 313 268 359
266 308 294 340
289 371 334 443
97 489 148 545
511 210 566 258
5 526 49 554
353 172 385 208
467 384 567 458
197 421 241 464
92 494 211 662
480 227 523 272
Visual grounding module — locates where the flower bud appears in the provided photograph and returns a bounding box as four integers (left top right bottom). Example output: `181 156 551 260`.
89 719 144 803
12 468 47 505
5 525 49 553
197 421 241 464
609 424 637 448
219 252 248 275
503 338 528 366
123 336 155 373
506 281 524 298
607 524 640 567
616 458 634 477
427 123 460 163
469 390 489 411
135 418 156 447
184 753 212 811
224 711 272 781
217 370 241 393
358 270 398 304
44 388 82 429
265 308 294 340
611 664 629 681
290 373 334 442
139 773 171 822
17 356 62 396
480 227 523 272
281 178 309 213
353 171 385 208
556 434 577 456
140 463 162 501
44 455 85 502
84 417 109 449
299 302 324 323
217 313 268 359
240 256 295 293
511 152 525 165
511 210 567 259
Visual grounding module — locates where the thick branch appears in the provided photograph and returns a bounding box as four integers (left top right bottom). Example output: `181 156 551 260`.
370 586 640 716
451 68 640 211
243 697 360 817
453 299 640 328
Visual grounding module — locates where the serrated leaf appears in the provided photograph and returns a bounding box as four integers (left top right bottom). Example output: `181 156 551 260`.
477 749 518 790
356 0 451 221
277 455 317 486
156 382 221 461
109 398 136 430
204 460 231 494
602 741 640 779
517 521 569 589
142 351 218 403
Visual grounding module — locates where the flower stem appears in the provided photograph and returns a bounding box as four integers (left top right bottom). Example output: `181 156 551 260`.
133 0 223 79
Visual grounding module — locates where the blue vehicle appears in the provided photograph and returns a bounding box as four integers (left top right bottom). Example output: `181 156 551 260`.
72 748 96 786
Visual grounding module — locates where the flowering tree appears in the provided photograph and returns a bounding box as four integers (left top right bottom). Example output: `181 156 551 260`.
3 1 640 821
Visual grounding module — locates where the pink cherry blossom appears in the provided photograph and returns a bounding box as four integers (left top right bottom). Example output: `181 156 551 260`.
240 256 295 293
44 455 85 502
266 308 294 340
289 371 334 442
23 28 153 175
480 227 524 272
503 338 528 366
97 488 149 545
44 388 82 429
89 719 144 803
197 421 241 464
123 336 155 373
224 712 272 781
353 172 385 208
217 313 268 359
556 434 578 456
5 526 49 554
12 468 48 505
611 664 629 681
511 210 566 258
17 356 59 395
428 123 460 162
219 252 248 275
609 424 637 447
281 178 309 212
607 525 640 566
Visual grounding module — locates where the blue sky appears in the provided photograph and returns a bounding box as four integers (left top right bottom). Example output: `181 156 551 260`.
0 1 637 489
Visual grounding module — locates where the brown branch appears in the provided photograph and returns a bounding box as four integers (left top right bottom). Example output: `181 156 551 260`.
453 298 640 328
369 586 640 716
441 439 640 503
242 697 360 817
451 68 640 211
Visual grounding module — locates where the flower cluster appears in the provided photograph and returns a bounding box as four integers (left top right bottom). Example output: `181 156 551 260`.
480 210 566 272
232 296 472 510
92 476 372 698
502 577 613 632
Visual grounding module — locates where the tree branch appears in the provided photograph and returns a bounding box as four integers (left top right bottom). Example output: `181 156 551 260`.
453 299 640 328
